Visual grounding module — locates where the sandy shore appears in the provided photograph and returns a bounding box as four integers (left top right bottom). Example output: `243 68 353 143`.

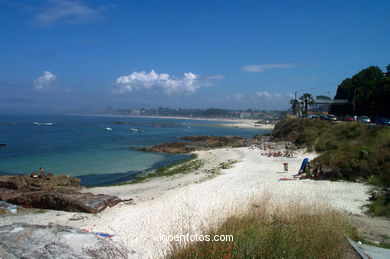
74 114 274 130
1 146 370 258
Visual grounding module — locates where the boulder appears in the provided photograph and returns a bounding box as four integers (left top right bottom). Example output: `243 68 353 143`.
0 174 122 213
140 135 245 154
0 223 131 258
140 142 196 154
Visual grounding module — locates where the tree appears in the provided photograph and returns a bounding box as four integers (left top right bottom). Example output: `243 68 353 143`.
330 66 385 116
290 99 299 115
299 93 314 116
316 95 331 100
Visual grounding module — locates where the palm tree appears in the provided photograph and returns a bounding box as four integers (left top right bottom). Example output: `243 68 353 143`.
290 99 299 115
299 93 314 116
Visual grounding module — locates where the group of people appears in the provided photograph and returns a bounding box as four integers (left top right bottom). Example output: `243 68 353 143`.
31 167 46 178
258 142 295 158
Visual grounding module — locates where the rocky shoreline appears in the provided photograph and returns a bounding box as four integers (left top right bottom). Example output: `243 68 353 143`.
140 135 250 154
0 174 122 213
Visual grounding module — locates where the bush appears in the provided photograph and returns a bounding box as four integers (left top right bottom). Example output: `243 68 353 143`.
169 201 355 259
273 118 390 187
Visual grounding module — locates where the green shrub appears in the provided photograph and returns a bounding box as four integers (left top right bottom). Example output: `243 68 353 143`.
368 195 390 217
273 118 390 187
169 202 354 259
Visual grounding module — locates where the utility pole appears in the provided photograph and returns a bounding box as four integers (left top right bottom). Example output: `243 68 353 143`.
294 91 297 116
352 87 356 115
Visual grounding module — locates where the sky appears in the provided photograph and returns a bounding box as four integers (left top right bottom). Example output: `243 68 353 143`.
0 0 389 114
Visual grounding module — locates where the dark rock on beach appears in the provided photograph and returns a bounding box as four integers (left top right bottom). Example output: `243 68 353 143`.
140 135 246 154
0 223 131 258
141 142 197 154
0 174 122 213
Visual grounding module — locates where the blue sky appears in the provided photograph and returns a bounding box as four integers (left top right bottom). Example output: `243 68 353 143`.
0 0 389 113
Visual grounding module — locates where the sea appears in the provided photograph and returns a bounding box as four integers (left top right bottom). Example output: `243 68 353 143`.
0 114 270 186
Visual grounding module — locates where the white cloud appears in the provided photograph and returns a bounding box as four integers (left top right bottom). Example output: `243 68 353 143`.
241 63 300 73
233 93 243 101
256 91 282 99
33 71 57 90
34 0 107 25
112 70 201 95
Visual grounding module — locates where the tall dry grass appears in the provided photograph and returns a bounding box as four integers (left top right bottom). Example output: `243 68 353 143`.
168 195 356 259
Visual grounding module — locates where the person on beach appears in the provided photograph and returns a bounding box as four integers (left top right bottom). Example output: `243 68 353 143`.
39 167 45 177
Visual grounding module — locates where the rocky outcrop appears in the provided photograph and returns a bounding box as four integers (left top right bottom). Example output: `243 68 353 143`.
0 223 131 258
140 135 245 154
0 174 122 213
141 142 197 154
182 135 245 147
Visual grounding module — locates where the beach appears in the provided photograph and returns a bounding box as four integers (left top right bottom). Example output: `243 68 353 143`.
83 114 274 130
0 145 370 258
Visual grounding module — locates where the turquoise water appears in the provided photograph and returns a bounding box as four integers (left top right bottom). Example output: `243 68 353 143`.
0 115 269 186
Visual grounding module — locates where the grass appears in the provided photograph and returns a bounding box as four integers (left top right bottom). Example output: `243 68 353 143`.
130 155 203 184
218 160 238 170
273 118 390 187
367 194 390 217
273 118 390 217
168 198 356 259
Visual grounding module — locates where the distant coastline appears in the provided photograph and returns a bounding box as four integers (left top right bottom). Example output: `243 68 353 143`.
71 113 276 130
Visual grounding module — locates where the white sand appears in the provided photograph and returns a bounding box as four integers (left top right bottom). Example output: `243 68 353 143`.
1 147 370 258
219 121 275 129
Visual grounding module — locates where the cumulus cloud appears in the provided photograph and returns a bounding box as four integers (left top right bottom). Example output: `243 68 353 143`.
256 91 282 99
112 70 201 95
241 63 300 73
34 0 109 25
33 71 57 90
233 93 243 101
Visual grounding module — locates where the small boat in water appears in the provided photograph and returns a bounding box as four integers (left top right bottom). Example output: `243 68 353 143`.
105 127 112 131
33 122 54 126
129 128 139 132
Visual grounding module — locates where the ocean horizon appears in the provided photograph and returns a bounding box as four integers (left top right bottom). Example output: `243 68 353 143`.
0 114 269 186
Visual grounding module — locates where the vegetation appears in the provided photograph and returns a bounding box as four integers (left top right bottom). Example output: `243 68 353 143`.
169 201 356 259
218 160 238 169
330 65 390 117
273 118 390 187
273 118 390 217
367 194 390 217
130 155 203 184
299 93 314 116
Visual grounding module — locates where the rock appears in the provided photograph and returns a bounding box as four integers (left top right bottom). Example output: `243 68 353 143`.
140 142 196 154
181 135 244 147
0 174 80 190
0 174 122 213
140 135 245 154
0 223 131 258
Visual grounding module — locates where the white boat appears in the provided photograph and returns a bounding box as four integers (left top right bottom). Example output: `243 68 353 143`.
33 122 53 126
129 128 139 132
105 127 112 131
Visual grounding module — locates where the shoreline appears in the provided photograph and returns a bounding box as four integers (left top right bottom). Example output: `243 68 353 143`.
71 113 275 130
1 144 371 257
